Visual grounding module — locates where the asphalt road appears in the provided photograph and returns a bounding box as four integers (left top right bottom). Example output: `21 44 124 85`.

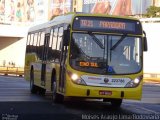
0 76 160 120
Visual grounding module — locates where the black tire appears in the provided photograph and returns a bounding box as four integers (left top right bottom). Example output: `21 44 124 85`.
110 99 122 108
39 88 46 96
30 68 37 94
51 71 64 103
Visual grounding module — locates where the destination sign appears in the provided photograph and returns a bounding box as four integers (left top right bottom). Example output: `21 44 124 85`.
80 20 126 30
73 16 142 35
79 61 99 67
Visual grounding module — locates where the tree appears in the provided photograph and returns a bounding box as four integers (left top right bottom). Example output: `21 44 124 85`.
50 15 58 20
145 6 160 17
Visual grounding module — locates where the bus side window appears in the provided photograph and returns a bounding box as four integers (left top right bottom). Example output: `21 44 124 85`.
56 27 63 61
33 32 38 53
57 27 63 51
48 29 54 61
30 34 34 53
53 28 58 50
36 32 41 59
26 34 31 53
39 32 45 60
51 27 59 61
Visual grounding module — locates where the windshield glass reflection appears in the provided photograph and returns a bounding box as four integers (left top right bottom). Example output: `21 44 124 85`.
70 33 142 75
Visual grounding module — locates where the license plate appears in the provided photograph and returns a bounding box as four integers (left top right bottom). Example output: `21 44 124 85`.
99 90 112 95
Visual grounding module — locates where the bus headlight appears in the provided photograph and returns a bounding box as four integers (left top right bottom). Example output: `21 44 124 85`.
134 78 140 84
125 76 143 88
67 71 86 85
71 74 78 81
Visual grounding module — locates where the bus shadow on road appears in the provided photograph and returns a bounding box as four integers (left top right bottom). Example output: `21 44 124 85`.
65 101 137 117
44 94 136 115
62 98 134 115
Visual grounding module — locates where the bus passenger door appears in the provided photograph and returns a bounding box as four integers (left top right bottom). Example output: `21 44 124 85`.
59 44 68 92
58 27 68 93
41 33 50 86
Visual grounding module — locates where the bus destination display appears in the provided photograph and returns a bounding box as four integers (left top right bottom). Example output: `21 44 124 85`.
80 20 126 30
73 16 142 34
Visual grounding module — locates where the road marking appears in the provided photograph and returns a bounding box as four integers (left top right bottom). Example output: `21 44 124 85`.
144 83 160 86
123 102 159 114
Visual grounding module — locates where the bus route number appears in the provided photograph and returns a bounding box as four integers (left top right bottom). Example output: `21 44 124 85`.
79 62 98 67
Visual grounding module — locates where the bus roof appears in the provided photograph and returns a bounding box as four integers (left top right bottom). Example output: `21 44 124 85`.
28 13 140 33
28 14 74 33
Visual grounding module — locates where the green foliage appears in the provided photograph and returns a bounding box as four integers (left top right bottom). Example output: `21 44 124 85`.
145 6 160 17
50 15 58 20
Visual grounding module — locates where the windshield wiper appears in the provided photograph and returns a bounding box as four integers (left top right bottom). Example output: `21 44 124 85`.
110 34 127 51
88 32 104 49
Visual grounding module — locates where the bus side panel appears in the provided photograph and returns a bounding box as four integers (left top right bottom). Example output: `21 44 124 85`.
24 53 37 81
32 62 42 88
45 63 58 91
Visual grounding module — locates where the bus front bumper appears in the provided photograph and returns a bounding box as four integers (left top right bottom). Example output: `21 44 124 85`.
65 80 143 100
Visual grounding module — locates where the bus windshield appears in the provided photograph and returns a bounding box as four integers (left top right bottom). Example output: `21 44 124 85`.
70 33 142 75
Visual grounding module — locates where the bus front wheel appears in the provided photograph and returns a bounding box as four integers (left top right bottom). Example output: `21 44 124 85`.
51 73 64 103
30 68 37 94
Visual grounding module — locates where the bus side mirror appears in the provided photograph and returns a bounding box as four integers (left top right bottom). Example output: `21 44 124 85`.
63 29 70 46
143 37 148 51
143 31 148 52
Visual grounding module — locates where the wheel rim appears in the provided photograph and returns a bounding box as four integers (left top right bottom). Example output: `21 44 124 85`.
51 72 57 101
52 81 56 96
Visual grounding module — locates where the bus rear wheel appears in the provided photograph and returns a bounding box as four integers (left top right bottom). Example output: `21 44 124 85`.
39 88 46 96
51 75 64 103
30 68 37 94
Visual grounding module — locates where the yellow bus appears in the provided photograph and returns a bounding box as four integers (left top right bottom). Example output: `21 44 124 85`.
24 13 147 107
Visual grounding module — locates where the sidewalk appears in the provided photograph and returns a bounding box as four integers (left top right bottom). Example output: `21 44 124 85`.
144 78 160 84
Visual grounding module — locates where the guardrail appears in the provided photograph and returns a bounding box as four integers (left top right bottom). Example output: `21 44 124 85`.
144 73 160 78
0 66 24 77
0 66 159 79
